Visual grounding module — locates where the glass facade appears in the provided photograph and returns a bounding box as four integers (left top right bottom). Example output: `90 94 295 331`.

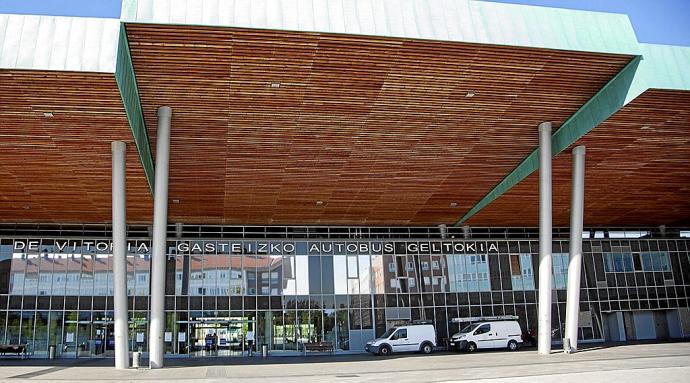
1 235 689 358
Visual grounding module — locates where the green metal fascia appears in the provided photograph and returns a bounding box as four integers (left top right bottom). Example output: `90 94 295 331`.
120 0 641 56
455 55 643 226
114 22 155 193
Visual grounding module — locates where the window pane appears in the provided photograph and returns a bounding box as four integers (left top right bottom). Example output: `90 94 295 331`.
308 256 322 295
321 256 334 294
333 255 347 294
347 256 358 278
358 255 371 294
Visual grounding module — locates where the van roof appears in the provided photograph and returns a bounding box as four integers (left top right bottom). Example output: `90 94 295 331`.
451 315 519 323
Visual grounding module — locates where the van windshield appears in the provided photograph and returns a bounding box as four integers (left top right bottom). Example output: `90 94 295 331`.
381 327 397 339
459 324 476 333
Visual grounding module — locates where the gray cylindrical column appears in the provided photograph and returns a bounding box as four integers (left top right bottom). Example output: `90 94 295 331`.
537 122 553 355
112 141 129 369
564 145 585 353
149 106 172 369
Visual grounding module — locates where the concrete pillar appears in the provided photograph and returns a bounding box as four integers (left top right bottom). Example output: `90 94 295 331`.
565 145 585 352
149 106 172 368
111 141 129 369
538 122 553 355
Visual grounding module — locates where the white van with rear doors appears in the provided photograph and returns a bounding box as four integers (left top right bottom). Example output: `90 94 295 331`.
449 320 522 352
365 323 436 356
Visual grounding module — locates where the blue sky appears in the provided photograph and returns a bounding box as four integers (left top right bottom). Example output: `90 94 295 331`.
0 0 688 46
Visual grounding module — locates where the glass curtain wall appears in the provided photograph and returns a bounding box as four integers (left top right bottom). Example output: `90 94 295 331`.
0 237 688 357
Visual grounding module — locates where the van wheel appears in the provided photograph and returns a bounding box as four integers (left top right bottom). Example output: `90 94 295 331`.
466 342 477 353
508 340 518 351
378 345 391 356
420 342 433 354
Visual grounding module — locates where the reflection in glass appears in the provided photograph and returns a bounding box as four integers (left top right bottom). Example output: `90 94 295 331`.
358 255 371 294
282 256 295 295
370 254 386 294
189 255 203 296
134 254 150 296
269 255 283 295
510 254 535 291
95 253 110 296
552 253 568 289
10 252 26 295
24 253 39 295
336 309 349 350
295 256 309 295
2 236 688 356
175 255 184 295
333 256 348 294
66 254 81 296
79 254 94 296
34 311 49 352
21 311 36 352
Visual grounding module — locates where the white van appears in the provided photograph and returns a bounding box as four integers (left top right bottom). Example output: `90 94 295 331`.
449 320 522 352
365 323 436 356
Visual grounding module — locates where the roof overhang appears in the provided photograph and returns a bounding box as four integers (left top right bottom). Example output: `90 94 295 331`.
1 1 688 227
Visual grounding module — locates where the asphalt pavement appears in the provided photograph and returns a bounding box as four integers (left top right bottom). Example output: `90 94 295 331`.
0 341 688 382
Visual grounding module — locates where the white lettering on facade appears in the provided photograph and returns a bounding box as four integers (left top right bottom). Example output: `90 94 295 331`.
12 239 502 256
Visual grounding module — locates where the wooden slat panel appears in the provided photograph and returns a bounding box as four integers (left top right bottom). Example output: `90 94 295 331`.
125 24 633 225
467 89 690 226
0 70 153 223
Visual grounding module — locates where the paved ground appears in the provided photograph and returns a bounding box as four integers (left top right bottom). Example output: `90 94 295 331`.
0 342 688 382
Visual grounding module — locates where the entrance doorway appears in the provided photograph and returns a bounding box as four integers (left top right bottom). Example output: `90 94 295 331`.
187 316 250 357
92 321 114 357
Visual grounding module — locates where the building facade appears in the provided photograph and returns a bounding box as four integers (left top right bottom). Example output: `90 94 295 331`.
1 0 690 363
2 225 688 358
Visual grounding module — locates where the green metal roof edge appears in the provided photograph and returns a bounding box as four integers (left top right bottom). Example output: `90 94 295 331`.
455 55 643 226
114 22 155 193
628 44 690 96
120 0 641 56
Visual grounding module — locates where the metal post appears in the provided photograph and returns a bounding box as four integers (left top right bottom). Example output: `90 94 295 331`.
538 122 553 355
564 145 585 353
149 106 172 369
111 141 129 369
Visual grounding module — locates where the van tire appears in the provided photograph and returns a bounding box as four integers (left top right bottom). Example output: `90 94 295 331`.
508 340 518 351
420 342 433 354
466 342 477 353
378 345 391 356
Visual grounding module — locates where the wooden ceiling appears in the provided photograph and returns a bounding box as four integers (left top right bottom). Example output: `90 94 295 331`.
0 70 152 224
466 89 690 227
126 23 634 226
